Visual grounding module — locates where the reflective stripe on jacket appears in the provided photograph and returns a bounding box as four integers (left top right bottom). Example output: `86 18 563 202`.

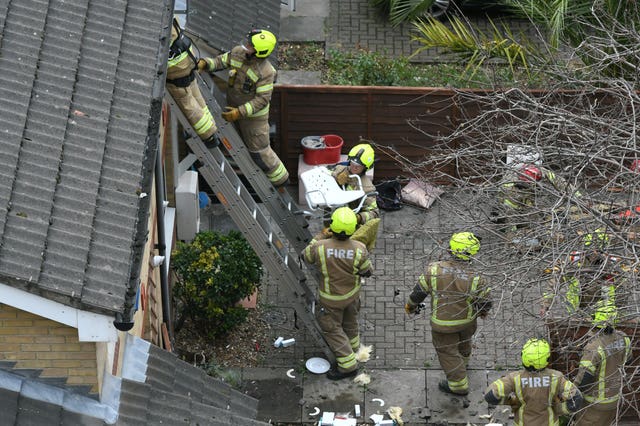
487 368 581 426
575 330 631 405
204 46 276 119
414 260 490 333
302 237 372 308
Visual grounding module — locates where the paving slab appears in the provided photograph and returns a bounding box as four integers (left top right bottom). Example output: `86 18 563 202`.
426 370 491 425
242 367 303 423
301 372 365 423
363 369 428 424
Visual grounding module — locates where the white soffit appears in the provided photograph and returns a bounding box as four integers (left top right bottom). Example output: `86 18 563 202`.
0 282 117 342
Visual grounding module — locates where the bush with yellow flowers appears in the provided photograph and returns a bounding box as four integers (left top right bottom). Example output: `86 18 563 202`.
172 230 262 337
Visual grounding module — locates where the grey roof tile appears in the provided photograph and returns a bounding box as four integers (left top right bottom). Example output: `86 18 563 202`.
187 0 281 53
146 392 192 425
0 388 19 425
115 380 150 426
0 0 170 316
118 335 267 424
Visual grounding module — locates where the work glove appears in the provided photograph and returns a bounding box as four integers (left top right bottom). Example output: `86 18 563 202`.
335 169 350 186
313 227 332 241
356 213 365 225
405 302 417 315
197 58 207 72
507 393 521 411
222 106 241 122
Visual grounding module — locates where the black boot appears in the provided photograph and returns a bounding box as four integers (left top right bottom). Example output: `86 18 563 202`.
326 368 358 381
438 379 468 396
204 133 221 149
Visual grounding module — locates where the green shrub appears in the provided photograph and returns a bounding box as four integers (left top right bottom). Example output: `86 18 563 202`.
172 230 263 337
325 48 555 88
326 49 417 86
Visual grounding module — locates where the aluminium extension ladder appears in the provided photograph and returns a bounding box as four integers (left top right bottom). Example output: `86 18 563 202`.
165 80 334 363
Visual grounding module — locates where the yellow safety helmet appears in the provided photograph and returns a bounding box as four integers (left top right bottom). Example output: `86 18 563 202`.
348 143 375 171
330 207 357 236
593 302 618 328
583 228 609 249
521 338 550 370
248 29 276 58
449 232 480 260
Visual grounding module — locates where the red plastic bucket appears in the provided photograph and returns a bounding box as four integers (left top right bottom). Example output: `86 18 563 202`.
301 134 344 165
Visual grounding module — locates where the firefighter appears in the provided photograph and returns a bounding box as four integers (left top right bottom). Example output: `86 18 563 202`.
572 303 632 426
331 142 379 226
541 229 621 319
302 207 372 380
484 338 583 425
166 18 219 147
405 232 492 395
492 163 581 230
199 29 289 188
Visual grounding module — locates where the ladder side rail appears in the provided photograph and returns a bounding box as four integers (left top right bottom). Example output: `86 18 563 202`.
194 155 333 362
167 93 333 361
196 73 313 250
167 95 322 320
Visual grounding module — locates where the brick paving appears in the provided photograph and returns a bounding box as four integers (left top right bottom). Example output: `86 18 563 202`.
228 186 542 424
325 0 541 63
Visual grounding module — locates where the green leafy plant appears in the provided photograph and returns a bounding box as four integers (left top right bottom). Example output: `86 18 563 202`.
201 359 243 389
368 0 441 26
411 15 534 78
325 48 553 88
502 0 640 79
172 230 263 337
326 48 422 86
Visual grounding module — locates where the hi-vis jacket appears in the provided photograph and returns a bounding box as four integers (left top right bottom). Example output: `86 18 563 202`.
485 368 582 426
204 47 275 119
574 330 631 408
407 260 491 333
543 253 622 315
501 166 580 210
167 21 197 85
331 164 379 224
303 237 372 309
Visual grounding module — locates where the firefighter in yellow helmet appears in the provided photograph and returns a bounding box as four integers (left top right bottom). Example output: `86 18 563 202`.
485 338 583 426
166 18 220 147
302 207 372 380
492 163 581 232
331 141 379 225
572 303 631 426
198 29 289 187
541 229 623 319
405 232 492 395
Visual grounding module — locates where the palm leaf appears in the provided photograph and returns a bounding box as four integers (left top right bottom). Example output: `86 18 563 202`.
411 15 534 79
389 0 434 27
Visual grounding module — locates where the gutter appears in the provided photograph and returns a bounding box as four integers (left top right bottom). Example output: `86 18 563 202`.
114 1 173 331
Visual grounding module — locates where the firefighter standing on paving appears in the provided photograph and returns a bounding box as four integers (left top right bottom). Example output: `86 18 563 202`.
571 303 631 426
198 29 289 188
166 18 220 147
485 338 583 425
302 207 372 380
405 232 492 395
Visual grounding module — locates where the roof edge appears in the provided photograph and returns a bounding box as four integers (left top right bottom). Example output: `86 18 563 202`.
116 0 174 329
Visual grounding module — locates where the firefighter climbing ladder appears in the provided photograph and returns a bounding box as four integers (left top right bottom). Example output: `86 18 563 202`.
165 81 334 362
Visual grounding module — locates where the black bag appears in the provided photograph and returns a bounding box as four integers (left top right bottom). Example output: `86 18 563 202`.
375 179 403 211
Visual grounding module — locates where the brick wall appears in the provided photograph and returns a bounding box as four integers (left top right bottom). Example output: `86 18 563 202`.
0 304 98 393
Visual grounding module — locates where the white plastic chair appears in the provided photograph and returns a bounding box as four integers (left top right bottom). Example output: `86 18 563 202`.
299 166 368 213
